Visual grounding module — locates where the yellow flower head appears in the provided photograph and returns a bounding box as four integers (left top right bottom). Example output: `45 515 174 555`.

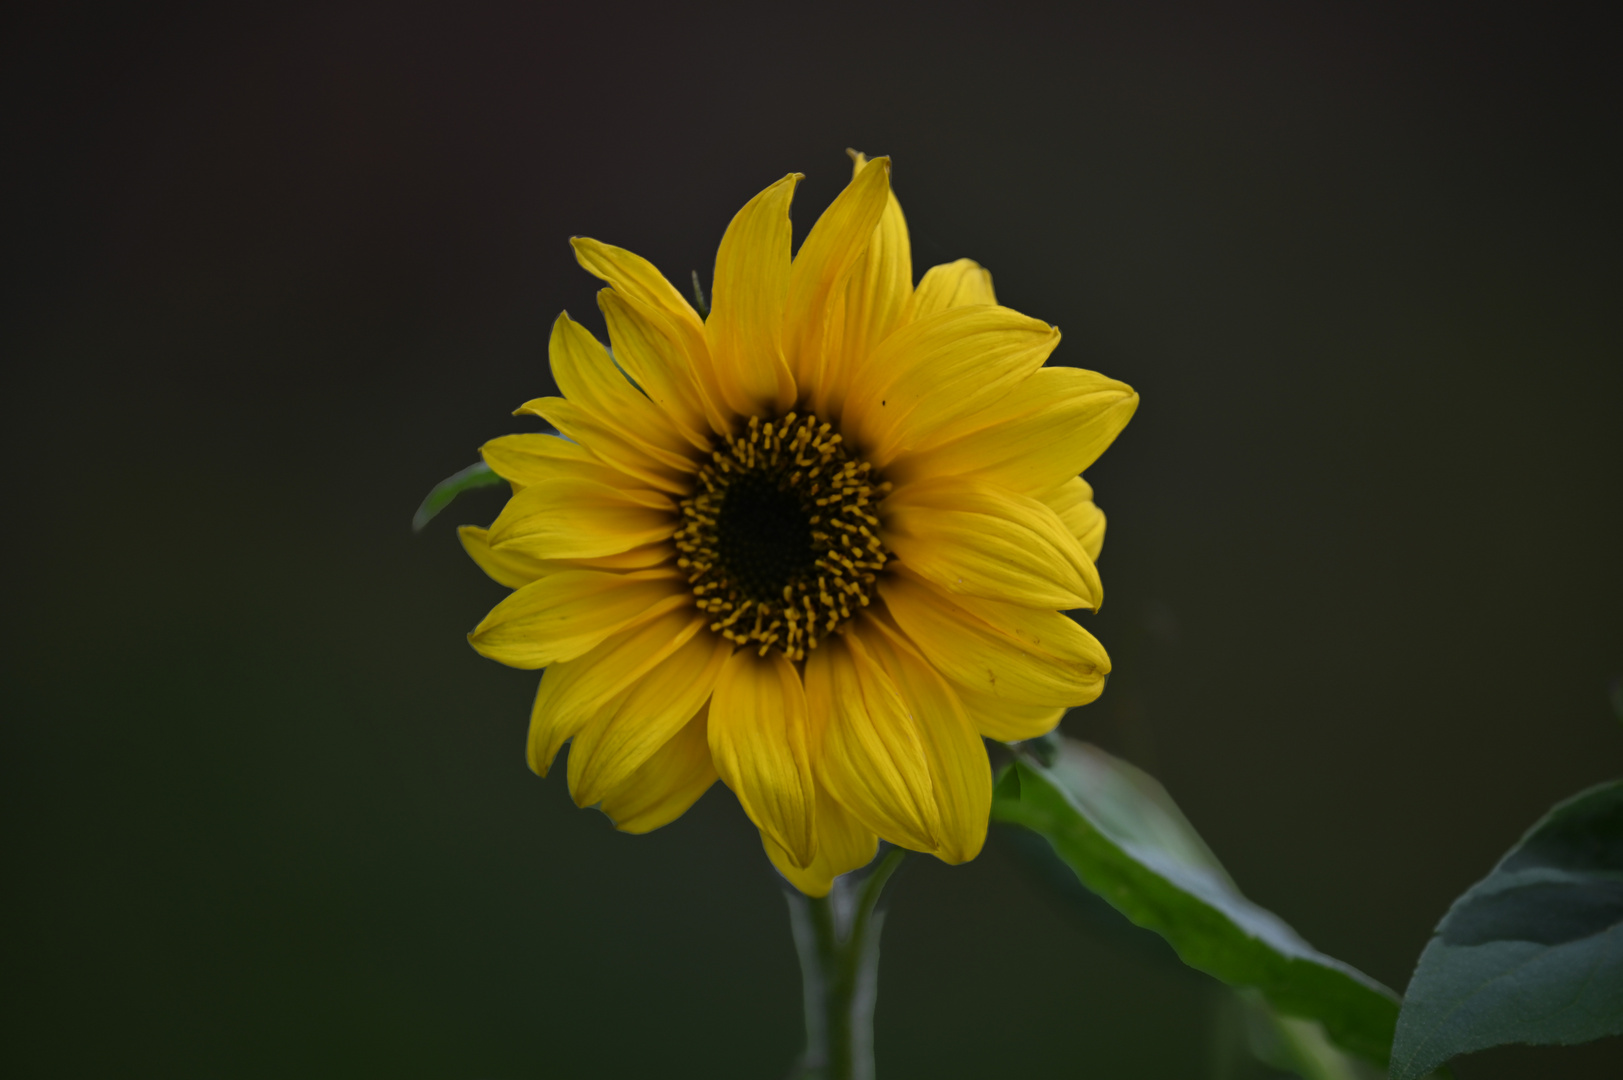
462 153 1138 895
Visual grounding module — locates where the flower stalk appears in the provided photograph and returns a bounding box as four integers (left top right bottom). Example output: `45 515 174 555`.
784 847 908 1080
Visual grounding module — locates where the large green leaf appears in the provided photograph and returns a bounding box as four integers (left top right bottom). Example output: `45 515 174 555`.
1389 779 1623 1079
991 741 1401 1068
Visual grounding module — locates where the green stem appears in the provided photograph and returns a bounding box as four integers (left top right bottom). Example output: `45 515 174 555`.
785 847 908 1080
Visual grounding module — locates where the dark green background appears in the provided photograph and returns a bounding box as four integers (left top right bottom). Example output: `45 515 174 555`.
6 3 1620 1076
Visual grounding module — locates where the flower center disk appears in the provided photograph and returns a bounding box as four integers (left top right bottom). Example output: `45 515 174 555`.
676 412 892 661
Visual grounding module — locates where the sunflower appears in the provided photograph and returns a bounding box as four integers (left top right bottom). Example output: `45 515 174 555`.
461 153 1137 896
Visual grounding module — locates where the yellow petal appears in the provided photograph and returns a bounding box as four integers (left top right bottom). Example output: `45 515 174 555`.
479 432 651 495
907 258 996 320
569 237 707 368
708 648 817 867
804 633 940 852
844 306 1060 466
486 475 674 561
879 573 1108 708
459 526 673 589
784 155 891 397
516 397 690 496
763 842 833 897
527 610 708 776
949 588 1111 701
948 585 1112 674
856 618 991 864
888 367 1138 493
597 702 719 835
814 151 912 420
1045 474 1093 515
564 542 677 571
883 479 1102 610
474 436 680 575
468 568 689 670
1075 505 1107 562
572 237 732 437
567 627 731 807
459 524 544 589
955 685 1066 743
1046 477 1108 561
705 174 800 417
598 289 714 450
479 432 591 486
547 313 696 473
763 785 879 897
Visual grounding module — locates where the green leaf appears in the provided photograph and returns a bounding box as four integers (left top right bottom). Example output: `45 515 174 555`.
691 269 710 317
411 461 506 533
1224 989 1388 1080
991 740 1401 1068
1389 779 1623 1080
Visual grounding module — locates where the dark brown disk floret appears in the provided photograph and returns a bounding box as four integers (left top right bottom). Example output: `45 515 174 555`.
674 412 892 661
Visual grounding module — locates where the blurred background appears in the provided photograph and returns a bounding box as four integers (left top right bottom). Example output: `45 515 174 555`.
5 2 1620 1076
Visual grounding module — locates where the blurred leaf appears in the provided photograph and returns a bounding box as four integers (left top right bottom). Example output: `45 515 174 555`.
1023 728 1063 767
411 462 504 533
1389 780 1623 1080
991 741 1400 1068
691 270 709 317
1211 988 1388 1080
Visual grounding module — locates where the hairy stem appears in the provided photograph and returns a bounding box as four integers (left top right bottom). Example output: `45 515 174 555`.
785 848 908 1080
